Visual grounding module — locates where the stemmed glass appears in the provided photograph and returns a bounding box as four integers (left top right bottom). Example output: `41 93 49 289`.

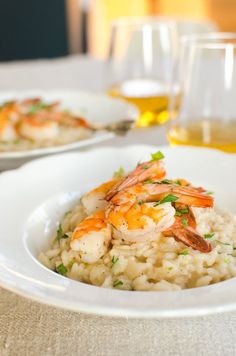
168 33 236 153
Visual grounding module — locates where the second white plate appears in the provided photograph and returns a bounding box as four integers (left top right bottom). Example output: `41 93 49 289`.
0 89 138 170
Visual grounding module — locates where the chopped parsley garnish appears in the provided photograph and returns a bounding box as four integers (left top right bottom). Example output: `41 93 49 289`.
64 210 72 217
175 180 182 186
206 191 214 195
142 165 150 170
204 233 215 239
178 249 189 256
175 207 189 217
161 179 173 184
56 224 69 240
113 280 123 288
181 218 188 227
113 166 125 178
216 240 231 246
144 179 155 184
167 266 173 271
150 151 165 161
56 263 68 275
154 194 179 206
68 260 74 268
138 200 144 205
13 139 21 144
111 256 119 265
28 102 48 114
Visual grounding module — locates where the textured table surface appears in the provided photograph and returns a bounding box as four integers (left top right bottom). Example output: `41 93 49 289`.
0 55 236 356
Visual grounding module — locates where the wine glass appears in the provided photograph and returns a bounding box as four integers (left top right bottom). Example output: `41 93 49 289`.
107 18 178 127
106 17 217 127
168 33 236 153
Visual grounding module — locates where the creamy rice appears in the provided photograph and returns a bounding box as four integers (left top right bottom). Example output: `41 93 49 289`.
0 127 92 152
39 203 236 291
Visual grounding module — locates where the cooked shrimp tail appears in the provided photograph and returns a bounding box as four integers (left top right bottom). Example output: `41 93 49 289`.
172 186 213 208
164 203 212 253
170 226 212 253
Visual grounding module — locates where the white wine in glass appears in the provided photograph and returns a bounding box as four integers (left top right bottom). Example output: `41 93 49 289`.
107 19 178 127
168 33 236 153
107 18 217 127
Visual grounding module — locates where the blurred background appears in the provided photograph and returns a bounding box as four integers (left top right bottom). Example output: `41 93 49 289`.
1 0 236 61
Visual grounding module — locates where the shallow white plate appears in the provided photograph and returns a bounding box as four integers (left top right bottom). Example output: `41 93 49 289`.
0 90 138 170
1 145 236 318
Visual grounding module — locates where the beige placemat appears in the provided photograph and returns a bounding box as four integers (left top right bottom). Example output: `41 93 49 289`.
1 287 236 356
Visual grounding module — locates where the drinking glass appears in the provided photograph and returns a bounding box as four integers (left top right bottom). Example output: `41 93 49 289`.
168 33 236 153
107 18 178 127
107 17 217 127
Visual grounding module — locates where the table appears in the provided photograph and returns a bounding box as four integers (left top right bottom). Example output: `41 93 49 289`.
0 55 236 356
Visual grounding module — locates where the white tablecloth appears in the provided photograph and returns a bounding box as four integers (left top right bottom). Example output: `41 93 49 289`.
0 55 235 356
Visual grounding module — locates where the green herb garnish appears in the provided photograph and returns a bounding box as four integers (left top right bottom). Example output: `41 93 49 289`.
111 256 119 265
216 240 231 246
28 102 48 114
142 165 150 170
204 233 215 239
160 179 173 184
181 218 188 227
113 280 123 288
206 191 214 195
114 166 125 178
68 260 74 268
64 210 72 217
144 179 155 184
154 194 179 206
175 207 189 217
167 266 173 271
56 224 69 240
178 249 189 256
150 151 165 161
175 180 182 186
13 139 21 144
56 263 68 275
138 200 144 205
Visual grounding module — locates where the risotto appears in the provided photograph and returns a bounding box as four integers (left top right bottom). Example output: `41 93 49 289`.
39 151 236 291
39 204 236 291
0 98 92 152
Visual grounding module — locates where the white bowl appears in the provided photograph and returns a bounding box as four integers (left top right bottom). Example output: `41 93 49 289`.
0 145 236 318
0 90 138 170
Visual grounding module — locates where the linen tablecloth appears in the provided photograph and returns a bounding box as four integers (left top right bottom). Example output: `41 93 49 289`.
0 55 236 356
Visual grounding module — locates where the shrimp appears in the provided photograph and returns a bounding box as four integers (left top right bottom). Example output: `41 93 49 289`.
0 115 17 141
106 182 213 246
163 203 212 253
70 210 111 263
17 115 59 141
81 179 120 215
82 157 165 216
109 183 213 208
106 184 176 243
106 159 166 200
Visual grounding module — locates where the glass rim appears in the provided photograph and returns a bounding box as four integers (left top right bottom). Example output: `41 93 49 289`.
111 16 216 29
180 32 236 48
